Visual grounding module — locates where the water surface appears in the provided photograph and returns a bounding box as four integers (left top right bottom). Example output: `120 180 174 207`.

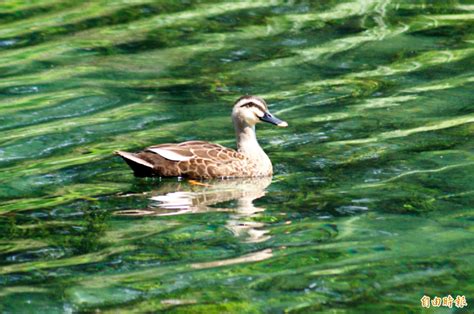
0 0 473 313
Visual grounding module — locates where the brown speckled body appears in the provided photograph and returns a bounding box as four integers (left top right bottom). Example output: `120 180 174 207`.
134 141 271 179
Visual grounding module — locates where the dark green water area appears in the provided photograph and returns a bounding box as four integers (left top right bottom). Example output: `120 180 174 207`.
0 0 473 313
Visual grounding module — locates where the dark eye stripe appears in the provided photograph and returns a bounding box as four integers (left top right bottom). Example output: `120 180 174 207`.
240 102 266 112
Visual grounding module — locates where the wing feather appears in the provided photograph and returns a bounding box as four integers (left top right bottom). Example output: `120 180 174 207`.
146 141 241 165
146 147 193 162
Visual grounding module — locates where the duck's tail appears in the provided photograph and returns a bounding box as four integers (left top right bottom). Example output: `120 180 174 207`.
115 150 154 177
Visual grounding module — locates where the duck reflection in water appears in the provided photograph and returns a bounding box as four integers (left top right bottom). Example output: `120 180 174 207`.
115 177 272 243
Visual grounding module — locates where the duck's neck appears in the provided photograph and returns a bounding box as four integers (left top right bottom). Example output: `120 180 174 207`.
234 121 272 173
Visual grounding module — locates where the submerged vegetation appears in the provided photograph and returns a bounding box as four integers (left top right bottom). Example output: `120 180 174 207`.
0 0 473 312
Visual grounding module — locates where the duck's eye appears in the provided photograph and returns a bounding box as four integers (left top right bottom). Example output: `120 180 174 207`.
241 102 257 108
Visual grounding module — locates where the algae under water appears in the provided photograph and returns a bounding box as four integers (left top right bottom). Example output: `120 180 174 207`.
0 0 473 313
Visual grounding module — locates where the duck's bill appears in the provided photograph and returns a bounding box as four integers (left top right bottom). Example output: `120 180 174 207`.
259 112 288 127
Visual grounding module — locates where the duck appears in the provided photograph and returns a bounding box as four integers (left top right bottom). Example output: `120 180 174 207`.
115 95 287 179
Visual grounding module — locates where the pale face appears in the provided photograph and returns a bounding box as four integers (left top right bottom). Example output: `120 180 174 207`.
232 96 287 127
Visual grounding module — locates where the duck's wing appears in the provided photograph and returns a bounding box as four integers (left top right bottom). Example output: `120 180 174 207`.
148 141 243 163
137 141 246 178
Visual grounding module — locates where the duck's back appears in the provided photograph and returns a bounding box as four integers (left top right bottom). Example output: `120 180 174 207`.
117 141 264 179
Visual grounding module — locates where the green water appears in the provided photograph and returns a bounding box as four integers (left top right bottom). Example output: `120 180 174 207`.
1 0 473 312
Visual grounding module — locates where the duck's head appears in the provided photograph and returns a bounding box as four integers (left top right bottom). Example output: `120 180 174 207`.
232 95 288 128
